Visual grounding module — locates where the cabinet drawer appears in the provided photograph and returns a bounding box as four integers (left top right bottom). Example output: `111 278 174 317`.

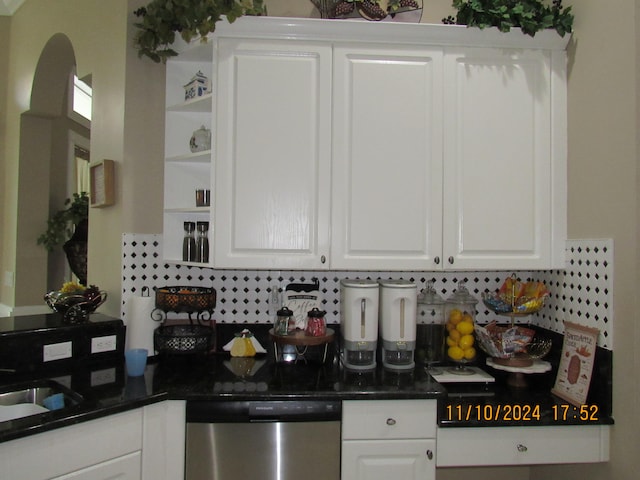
436 425 610 466
342 400 437 440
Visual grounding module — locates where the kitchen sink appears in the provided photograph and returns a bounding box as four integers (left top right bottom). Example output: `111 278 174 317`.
0 379 83 423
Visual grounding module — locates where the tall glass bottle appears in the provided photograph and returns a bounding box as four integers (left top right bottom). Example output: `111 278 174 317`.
182 221 196 262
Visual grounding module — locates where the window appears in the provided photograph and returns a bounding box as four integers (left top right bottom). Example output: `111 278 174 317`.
72 74 92 121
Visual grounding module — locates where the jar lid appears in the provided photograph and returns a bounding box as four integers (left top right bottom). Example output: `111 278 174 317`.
277 306 294 317
418 282 444 305
378 279 415 288
445 283 478 305
340 279 378 288
307 307 326 318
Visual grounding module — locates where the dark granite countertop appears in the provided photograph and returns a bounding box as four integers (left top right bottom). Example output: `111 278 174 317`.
0 322 613 444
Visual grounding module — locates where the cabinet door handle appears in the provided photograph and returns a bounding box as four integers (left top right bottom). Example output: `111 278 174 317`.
434 256 440 265
517 444 528 452
448 256 454 264
426 450 433 460
321 255 326 264
386 418 396 426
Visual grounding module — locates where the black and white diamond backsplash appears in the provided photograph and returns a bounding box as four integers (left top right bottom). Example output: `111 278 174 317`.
121 235 613 350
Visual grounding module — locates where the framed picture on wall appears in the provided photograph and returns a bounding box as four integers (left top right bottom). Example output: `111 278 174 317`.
89 159 115 207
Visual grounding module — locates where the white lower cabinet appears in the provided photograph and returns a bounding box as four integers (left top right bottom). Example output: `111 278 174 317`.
52 452 142 480
342 400 437 480
0 401 186 480
342 439 436 480
436 425 610 467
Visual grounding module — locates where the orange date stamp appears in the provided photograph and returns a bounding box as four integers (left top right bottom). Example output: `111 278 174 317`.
445 403 600 422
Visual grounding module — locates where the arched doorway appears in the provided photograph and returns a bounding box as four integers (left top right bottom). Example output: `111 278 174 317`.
14 33 91 309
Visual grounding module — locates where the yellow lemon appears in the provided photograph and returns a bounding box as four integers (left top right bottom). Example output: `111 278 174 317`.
463 346 476 360
448 309 463 325
449 329 461 342
448 346 464 361
446 336 458 347
462 313 473 323
456 321 474 336
459 334 474 350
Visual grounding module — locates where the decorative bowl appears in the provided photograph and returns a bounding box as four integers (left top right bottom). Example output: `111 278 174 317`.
482 291 547 315
475 322 536 359
44 290 107 324
476 322 551 368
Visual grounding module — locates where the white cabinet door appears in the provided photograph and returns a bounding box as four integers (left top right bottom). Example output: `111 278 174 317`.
342 439 436 480
0 409 142 480
52 452 141 480
442 47 565 270
141 401 186 480
214 39 332 269
331 46 443 270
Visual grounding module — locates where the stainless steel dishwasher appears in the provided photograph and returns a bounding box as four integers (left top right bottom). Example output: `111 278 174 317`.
185 400 341 480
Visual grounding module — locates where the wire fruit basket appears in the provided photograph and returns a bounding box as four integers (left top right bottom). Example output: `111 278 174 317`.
154 324 215 355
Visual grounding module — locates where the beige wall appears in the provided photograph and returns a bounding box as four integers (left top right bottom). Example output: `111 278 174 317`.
1 1 638 479
531 1 639 478
0 0 157 317
0 15 10 309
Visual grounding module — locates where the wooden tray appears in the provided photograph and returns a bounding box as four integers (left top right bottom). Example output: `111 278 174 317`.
269 328 335 347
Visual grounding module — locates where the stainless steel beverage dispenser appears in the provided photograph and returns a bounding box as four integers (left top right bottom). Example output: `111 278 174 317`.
379 279 417 370
340 279 379 370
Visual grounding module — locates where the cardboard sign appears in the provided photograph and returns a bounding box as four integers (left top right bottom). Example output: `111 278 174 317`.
552 321 599 406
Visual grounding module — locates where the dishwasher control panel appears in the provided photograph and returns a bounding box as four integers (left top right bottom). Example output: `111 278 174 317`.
187 399 342 423
249 400 340 418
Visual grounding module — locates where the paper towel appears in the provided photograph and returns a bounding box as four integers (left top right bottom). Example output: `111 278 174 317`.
125 295 157 355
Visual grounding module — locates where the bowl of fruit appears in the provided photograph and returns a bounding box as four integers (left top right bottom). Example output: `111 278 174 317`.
44 282 107 324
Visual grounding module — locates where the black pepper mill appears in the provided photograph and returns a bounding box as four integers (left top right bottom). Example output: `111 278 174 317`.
196 221 209 263
182 221 196 262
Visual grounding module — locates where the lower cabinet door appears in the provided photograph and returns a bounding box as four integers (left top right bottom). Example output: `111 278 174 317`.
52 451 141 480
342 439 435 480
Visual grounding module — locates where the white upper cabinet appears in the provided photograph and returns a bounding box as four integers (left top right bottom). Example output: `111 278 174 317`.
162 17 569 271
214 39 332 269
442 47 566 270
331 45 443 270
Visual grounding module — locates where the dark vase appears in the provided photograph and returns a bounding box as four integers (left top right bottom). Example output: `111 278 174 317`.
63 219 88 286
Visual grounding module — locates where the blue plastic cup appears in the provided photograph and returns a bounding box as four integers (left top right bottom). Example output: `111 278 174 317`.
125 348 148 377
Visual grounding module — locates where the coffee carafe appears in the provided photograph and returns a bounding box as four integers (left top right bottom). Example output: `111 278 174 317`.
379 279 417 370
340 279 379 370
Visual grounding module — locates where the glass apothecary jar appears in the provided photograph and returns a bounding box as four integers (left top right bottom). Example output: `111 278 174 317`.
416 281 445 369
444 282 478 372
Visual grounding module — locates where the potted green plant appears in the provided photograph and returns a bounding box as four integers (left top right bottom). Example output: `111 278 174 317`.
133 0 267 63
443 0 574 37
38 192 89 285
